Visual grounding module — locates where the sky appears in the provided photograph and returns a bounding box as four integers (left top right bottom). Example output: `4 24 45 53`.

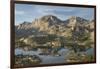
15 4 94 25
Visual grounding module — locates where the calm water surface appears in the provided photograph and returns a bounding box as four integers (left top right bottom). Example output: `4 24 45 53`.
15 47 94 64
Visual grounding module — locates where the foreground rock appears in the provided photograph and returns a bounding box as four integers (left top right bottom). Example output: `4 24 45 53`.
14 54 41 67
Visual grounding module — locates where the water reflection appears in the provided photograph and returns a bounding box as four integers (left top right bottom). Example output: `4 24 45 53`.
15 48 69 64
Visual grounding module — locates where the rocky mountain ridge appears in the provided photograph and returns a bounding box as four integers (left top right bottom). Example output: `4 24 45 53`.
15 15 94 40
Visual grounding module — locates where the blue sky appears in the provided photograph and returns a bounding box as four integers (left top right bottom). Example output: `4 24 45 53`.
15 4 94 25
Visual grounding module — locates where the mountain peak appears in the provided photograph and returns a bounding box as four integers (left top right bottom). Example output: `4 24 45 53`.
38 15 62 25
40 15 60 21
69 16 85 20
41 15 57 18
21 21 31 25
68 16 89 24
69 16 77 19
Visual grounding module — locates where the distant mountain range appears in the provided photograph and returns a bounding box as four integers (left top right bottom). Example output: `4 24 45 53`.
15 15 94 41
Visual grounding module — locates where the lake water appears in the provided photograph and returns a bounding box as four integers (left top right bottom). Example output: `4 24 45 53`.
15 48 69 64
15 47 94 64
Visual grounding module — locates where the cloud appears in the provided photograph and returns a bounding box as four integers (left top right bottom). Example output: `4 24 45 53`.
15 10 25 15
32 6 80 18
15 4 94 24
